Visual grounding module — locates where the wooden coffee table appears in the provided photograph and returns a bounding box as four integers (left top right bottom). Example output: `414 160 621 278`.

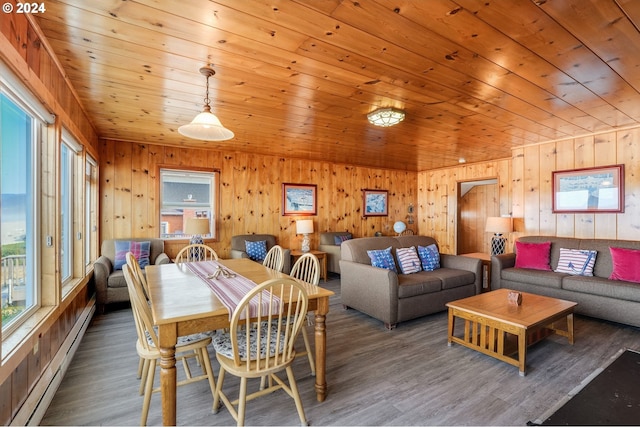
446 289 577 376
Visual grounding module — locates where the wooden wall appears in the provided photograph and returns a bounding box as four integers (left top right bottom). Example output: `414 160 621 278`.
1 10 99 426
457 183 500 254
418 127 640 254
99 140 418 259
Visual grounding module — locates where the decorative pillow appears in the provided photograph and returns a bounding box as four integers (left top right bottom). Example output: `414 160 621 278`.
514 241 552 271
245 240 267 261
367 246 397 272
396 246 422 274
114 240 151 270
417 244 440 271
334 234 353 245
609 247 640 284
113 240 130 270
554 248 597 276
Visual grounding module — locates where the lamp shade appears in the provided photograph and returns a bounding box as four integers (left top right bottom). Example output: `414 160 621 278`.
485 217 513 234
178 111 234 141
296 219 314 235
185 217 210 236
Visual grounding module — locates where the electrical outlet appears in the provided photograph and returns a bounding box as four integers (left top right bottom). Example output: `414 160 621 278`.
46 235 53 246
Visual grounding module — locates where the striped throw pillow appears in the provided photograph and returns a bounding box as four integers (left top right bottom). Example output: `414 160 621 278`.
396 246 421 274
554 248 597 276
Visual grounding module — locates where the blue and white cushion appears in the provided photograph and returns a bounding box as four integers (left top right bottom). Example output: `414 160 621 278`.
555 248 597 276
396 246 421 274
367 246 397 272
417 244 440 271
245 240 267 261
212 323 285 360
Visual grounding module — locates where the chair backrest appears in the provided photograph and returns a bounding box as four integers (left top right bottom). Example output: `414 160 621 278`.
290 253 320 285
126 252 149 299
123 264 159 353
262 245 284 272
229 278 308 370
175 244 219 263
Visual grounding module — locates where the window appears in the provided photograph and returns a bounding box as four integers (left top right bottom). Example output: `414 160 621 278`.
0 93 39 333
159 168 217 239
60 143 73 282
85 155 98 270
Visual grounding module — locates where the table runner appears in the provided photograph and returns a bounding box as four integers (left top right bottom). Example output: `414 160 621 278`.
184 260 280 320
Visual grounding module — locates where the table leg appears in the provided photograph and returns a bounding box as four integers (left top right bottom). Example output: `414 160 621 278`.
314 296 329 401
567 313 574 344
447 308 455 346
159 326 178 425
518 329 527 376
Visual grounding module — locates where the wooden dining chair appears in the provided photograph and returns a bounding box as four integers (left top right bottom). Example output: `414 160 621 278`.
126 252 152 383
175 243 219 263
262 244 284 272
211 278 308 426
123 264 217 426
289 252 320 376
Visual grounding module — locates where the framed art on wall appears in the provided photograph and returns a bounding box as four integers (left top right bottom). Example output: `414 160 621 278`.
552 164 624 213
282 183 317 216
363 189 388 217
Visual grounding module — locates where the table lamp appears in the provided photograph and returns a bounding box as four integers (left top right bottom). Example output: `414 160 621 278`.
185 217 210 245
296 219 314 253
485 216 513 256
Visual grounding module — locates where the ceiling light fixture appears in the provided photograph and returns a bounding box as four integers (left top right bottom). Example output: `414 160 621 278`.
178 66 234 141
367 107 405 127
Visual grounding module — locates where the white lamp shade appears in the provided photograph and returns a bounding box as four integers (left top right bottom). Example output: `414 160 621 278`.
178 111 234 141
485 217 513 234
296 219 314 234
184 217 210 236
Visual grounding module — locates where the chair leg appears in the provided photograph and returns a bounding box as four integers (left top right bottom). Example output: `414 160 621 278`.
213 367 226 414
201 348 216 399
300 327 316 376
141 358 156 426
137 357 144 379
139 359 150 396
237 377 248 427
286 365 308 426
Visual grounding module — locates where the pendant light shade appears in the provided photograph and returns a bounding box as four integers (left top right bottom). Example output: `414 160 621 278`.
178 66 234 141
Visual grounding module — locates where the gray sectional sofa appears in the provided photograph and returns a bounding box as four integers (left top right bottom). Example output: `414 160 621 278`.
492 235 640 328
339 235 482 329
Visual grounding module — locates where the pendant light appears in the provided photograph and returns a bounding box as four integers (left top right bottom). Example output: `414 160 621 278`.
178 66 234 141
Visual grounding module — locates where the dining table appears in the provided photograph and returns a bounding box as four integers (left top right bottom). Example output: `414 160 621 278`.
145 257 335 426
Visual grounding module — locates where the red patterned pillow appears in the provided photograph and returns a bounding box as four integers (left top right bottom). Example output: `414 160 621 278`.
609 247 640 284
514 241 552 271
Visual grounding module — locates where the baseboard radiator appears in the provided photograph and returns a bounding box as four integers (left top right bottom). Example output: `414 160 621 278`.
11 299 96 426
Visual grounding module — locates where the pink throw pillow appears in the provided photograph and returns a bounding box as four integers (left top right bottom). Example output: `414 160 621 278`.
514 241 552 271
609 247 640 284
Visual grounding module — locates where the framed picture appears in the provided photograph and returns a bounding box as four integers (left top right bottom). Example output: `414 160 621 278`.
363 189 388 217
552 164 624 213
282 183 317 216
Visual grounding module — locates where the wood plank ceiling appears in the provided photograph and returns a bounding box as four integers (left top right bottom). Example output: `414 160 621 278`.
33 0 640 171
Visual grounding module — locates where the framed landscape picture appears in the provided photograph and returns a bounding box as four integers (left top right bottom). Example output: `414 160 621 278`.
282 183 317 216
552 164 624 213
363 189 388 217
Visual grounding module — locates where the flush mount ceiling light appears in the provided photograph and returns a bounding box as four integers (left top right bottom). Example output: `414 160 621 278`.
367 107 406 127
178 66 234 141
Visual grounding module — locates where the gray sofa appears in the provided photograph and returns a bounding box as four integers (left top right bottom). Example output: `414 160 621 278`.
318 231 353 274
491 235 640 328
340 235 482 329
230 234 291 273
94 238 170 313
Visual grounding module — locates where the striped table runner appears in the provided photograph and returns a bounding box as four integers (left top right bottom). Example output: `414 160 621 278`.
184 260 280 320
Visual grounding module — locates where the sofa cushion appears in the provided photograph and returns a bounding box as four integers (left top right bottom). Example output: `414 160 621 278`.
397 273 442 298
554 248 597 276
514 240 551 271
432 268 477 290
245 240 267 261
367 247 397 272
501 267 565 289
113 240 130 270
107 270 127 289
609 247 640 284
417 244 440 271
113 240 150 270
396 246 421 274
563 275 640 303
334 234 352 245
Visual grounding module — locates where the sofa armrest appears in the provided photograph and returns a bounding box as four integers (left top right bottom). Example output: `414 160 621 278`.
339 260 399 326
94 255 113 313
491 253 516 289
155 252 171 265
441 254 483 294
230 249 249 259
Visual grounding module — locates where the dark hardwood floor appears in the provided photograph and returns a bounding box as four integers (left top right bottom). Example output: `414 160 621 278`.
41 277 640 426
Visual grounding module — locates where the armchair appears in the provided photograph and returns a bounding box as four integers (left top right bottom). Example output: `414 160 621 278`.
94 238 170 313
318 231 353 274
230 234 291 273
